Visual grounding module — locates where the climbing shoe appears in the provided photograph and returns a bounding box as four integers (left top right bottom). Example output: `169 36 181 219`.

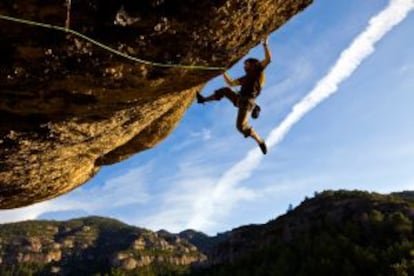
196 93 206 104
252 104 261 119
259 141 267 155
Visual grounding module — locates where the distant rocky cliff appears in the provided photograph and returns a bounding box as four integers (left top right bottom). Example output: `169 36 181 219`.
0 0 312 208
1 190 414 275
0 217 207 274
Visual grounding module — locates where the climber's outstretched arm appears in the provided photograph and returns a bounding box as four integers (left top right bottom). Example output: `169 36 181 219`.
261 37 272 68
223 72 240 87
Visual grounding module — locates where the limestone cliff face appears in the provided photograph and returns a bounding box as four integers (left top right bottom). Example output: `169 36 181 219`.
0 0 312 208
0 217 207 274
1 191 414 275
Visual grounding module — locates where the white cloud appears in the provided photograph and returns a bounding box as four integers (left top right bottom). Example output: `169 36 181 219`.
399 64 413 73
1 0 413 236
135 167 258 233
0 164 152 223
184 0 414 231
190 128 212 141
170 128 216 153
0 201 54 223
72 165 151 210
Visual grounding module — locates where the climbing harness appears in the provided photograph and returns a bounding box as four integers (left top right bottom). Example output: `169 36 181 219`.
0 10 225 71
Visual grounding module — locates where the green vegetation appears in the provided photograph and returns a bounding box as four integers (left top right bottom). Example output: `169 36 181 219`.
109 263 191 276
0 263 47 276
195 190 414 276
0 216 199 275
1 191 414 275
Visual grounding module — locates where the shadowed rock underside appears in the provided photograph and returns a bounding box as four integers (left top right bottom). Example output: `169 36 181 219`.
0 0 312 208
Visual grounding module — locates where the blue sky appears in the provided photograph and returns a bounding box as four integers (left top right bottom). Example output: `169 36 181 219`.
1 0 414 235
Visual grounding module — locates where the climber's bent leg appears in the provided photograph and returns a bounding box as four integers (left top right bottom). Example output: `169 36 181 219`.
236 100 267 154
236 100 254 137
197 87 238 106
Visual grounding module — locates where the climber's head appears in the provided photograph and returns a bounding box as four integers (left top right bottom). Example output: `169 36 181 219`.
244 58 261 75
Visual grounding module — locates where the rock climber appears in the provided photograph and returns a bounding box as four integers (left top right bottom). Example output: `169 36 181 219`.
196 37 272 154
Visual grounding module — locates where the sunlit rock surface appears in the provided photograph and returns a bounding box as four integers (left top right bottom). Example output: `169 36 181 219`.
0 0 312 208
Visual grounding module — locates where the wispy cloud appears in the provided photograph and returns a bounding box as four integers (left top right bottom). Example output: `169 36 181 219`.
170 128 214 153
190 128 212 141
133 165 258 233
185 0 414 231
0 201 53 223
0 164 151 223
1 0 412 236
399 64 413 74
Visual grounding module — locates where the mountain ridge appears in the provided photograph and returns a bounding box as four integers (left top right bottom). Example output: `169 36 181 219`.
1 189 414 275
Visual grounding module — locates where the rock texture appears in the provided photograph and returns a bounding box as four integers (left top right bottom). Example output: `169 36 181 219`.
0 0 312 208
0 216 207 274
1 191 414 275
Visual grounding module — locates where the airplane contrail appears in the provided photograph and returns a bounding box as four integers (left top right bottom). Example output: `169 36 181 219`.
187 0 414 230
